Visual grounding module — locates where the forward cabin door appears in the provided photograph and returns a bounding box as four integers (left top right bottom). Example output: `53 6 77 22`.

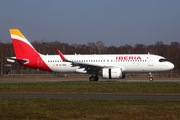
148 55 154 66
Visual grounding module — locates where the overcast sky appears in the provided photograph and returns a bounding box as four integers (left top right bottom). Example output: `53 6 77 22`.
0 0 180 46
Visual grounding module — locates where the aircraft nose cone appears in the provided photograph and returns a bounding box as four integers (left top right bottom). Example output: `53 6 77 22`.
171 63 174 69
169 62 174 70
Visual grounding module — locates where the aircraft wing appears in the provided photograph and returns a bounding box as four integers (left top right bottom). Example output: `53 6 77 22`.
71 61 104 68
56 49 105 73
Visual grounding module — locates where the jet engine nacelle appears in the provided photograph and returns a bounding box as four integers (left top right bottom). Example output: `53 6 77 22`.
102 68 125 79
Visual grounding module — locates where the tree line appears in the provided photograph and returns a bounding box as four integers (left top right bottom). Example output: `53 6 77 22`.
0 40 179 76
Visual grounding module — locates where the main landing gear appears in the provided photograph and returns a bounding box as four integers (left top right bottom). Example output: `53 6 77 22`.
149 72 153 81
89 74 99 81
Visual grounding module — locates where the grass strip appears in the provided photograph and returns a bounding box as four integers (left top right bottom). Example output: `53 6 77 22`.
0 98 180 120
0 82 179 94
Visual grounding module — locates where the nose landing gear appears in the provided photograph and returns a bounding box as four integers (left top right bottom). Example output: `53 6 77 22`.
149 72 153 81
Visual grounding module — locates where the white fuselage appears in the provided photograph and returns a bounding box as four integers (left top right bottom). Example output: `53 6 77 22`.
40 54 174 73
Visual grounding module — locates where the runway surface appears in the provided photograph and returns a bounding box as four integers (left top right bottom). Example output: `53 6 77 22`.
0 93 180 100
0 77 180 83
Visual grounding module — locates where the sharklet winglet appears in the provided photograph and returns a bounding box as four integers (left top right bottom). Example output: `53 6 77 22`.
56 49 70 62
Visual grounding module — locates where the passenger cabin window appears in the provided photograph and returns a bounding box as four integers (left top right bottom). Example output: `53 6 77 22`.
159 59 167 62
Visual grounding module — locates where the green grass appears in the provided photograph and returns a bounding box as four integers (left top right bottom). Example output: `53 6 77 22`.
0 82 180 94
0 82 180 119
0 98 180 120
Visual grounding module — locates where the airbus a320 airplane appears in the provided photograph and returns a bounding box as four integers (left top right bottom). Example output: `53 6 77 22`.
7 29 174 81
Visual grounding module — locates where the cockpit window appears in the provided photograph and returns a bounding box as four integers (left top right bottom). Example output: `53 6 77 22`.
159 58 167 62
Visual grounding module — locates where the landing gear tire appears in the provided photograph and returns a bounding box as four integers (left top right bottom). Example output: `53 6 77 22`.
89 76 93 81
95 76 99 81
149 77 153 81
89 75 99 81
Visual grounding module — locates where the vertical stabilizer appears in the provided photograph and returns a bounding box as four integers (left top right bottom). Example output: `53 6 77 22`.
9 29 52 72
9 29 38 58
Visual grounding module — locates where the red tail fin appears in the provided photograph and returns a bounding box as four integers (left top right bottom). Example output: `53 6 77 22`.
9 29 52 72
9 29 38 58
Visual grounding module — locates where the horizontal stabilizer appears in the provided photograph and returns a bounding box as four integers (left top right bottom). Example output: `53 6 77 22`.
6 57 29 64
